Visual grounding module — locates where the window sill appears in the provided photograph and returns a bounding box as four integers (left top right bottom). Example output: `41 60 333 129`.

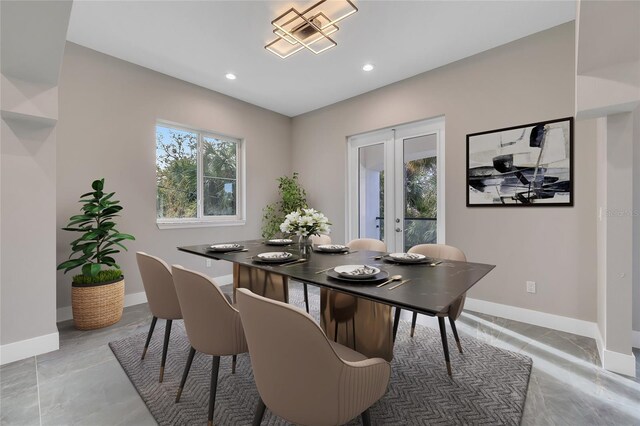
156 219 246 230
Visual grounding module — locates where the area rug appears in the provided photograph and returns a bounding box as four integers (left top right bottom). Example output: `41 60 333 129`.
109 288 531 425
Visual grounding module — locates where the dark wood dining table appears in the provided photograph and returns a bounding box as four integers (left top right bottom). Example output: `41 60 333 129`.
178 240 495 370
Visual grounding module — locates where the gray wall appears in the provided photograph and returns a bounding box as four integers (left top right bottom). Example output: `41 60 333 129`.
291 22 599 322
56 42 292 310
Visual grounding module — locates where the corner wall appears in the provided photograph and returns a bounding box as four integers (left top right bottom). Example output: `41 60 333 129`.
291 23 598 323
56 43 292 314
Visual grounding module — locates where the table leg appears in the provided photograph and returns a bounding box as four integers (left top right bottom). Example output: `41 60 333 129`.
438 316 452 376
392 307 401 342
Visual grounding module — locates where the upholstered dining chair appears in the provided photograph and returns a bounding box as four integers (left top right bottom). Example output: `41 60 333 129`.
394 244 467 375
236 288 390 426
171 265 248 426
136 252 183 382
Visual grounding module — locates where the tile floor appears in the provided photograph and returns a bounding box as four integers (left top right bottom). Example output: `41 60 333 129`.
1 283 639 425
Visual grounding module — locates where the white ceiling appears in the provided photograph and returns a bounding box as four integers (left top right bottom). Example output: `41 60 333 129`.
67 1 576 117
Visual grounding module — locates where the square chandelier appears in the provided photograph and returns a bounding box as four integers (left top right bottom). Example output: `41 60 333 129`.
265 0 358 59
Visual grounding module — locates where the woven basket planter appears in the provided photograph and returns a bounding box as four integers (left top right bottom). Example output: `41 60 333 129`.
72 277 125 330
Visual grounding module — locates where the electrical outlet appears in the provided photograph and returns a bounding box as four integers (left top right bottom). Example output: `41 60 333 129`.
206 259 212 268
526 281 536 294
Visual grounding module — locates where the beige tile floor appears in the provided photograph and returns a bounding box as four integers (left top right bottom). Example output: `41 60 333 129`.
1 283 639 425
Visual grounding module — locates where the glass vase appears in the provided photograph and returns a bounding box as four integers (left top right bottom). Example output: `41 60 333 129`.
298 235 312 259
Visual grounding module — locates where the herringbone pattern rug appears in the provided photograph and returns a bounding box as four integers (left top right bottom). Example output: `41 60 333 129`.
110 289 531 425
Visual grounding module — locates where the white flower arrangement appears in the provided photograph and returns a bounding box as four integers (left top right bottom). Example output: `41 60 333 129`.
279 208 331 237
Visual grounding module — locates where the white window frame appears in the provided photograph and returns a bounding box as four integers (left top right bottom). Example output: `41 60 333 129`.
156 120 246 229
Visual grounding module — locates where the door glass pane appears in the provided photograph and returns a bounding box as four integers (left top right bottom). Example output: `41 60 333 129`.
156 125 198 219
358 144 385 240
403 134 437 251
202 136 237 216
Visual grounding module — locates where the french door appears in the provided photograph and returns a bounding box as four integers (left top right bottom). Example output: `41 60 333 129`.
347 117 445 252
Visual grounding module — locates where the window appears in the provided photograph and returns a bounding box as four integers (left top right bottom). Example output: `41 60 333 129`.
156 123 244 228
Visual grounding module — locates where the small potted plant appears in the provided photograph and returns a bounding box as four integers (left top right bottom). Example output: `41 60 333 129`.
58 178 135 330
261 172 308 239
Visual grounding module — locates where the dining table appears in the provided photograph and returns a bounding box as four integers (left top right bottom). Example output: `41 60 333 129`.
178 239 495 372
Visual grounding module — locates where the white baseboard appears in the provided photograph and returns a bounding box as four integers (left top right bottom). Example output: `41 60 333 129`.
0 332 59 366
56 274 235 322
464 297 597 338
633 330 640 349
595 328 637 377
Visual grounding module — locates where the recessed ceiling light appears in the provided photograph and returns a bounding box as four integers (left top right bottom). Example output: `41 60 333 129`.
362 63 374 72
225 73 237 80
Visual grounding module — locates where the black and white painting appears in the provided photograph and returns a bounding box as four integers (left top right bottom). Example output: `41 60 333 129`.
467 117 573 206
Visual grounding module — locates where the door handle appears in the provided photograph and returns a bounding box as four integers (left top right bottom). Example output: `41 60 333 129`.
395 227 402 232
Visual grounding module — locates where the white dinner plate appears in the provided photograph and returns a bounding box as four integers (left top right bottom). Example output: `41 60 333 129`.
333 265 380 280
316 244 349 253
255 252 294 263
388 252 426 263
208 243 242 252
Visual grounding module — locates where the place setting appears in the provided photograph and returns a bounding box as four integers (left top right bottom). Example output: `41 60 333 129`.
380 252 442 266
312 244 354 255
206 243 247 253
249 251 307 267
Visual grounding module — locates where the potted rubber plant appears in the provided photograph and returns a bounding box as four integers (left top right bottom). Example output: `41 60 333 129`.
57 178 135 330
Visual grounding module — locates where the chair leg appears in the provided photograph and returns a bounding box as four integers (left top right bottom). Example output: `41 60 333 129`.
159 319 173 382
392 307 401 342
334 320 339 342
252 398 266 426
176 346 196 402
410 312 418 337
141 316 157 360
303 283 310 313
208 356 221 426
449 317 463 353
232 355 237 374
438 316 452 376
361 409 371 426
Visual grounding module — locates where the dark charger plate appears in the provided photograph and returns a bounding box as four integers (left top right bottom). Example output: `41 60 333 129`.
326 269 389 284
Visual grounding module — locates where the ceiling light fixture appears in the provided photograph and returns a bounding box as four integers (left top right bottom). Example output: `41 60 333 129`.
362 63 374 72
265 0 358 59
225 73 237 80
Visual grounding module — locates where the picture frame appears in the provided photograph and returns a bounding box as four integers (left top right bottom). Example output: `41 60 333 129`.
466 117 574 207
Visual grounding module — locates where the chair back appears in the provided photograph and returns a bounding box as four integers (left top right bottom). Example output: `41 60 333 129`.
236 288 350 425
310 234 331 245
136 252 182 320
171 265 247 356
346 238 387 252
408 244 467 319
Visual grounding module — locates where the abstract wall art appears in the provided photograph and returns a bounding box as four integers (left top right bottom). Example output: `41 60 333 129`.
467 117 573 206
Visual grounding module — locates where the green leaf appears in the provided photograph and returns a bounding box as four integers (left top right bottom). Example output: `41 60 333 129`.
112 233 135 241
82 263 101 277
92 179 104 191
81 231 100 241
57 258 85 271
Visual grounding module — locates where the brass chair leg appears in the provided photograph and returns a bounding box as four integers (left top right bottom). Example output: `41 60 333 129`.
410 312 418 337
208 356 220 426
141 316 157 360
176 347 196 402
449 316 463 353
159 319 173 382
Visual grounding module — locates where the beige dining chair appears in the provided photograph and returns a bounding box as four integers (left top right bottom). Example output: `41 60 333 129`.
236 288 390 426
394 244 467 376
171 265 248 426
136 252 183 382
